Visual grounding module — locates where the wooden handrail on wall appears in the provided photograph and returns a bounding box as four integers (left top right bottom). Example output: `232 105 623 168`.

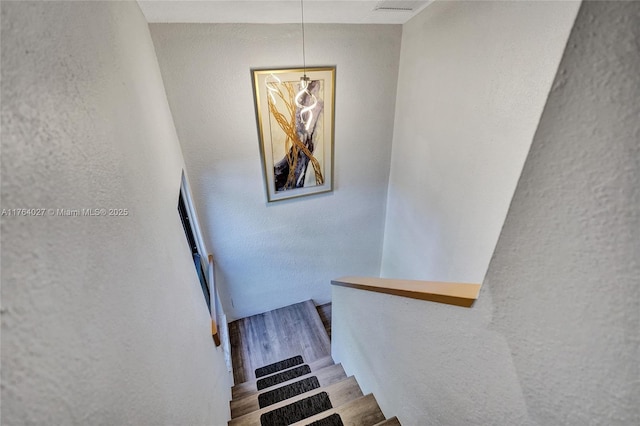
208 254 221 346
331 276 481 308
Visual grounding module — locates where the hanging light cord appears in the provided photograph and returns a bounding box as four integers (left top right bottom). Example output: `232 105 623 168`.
300 0 306 78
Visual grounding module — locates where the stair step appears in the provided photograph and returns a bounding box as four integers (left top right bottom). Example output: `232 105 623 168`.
307 413 343 426
231 363 348 418
228 376 363 426
373 416 401 426
255 355 305 378
232 356 335 400
261 391 333 425
289 393 385 426
256 365 313 391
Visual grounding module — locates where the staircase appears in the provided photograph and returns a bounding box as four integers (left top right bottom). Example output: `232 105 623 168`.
227 302 400 426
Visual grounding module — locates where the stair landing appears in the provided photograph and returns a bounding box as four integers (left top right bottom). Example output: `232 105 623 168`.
229 300 331 384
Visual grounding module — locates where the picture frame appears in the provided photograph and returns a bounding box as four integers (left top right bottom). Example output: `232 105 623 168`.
252 67 335 202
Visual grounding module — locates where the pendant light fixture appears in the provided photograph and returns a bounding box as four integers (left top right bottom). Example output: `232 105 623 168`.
295 0 317 132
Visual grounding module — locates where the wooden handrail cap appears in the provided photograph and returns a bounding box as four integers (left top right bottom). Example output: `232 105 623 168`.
331 276 481 308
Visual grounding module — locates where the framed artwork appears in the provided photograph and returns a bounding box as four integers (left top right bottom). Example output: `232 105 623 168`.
252 67 335 202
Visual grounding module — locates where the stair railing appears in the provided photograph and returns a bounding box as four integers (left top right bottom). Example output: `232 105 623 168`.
331 276 480 307
208 254 221 346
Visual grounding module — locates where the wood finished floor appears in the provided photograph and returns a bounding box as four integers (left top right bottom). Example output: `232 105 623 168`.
229 300 331 384
316 303 332 340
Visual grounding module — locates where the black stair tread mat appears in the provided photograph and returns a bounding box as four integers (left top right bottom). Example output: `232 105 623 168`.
307 413 345 426
255 355 305 379
260 392 332 426
257 365 312 391
258 376 321 409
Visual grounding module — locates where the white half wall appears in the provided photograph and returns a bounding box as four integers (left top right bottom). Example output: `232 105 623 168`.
381 0 581 282
149 23 401 320
333 1 639 424
1 2 232 424
332 284 529 425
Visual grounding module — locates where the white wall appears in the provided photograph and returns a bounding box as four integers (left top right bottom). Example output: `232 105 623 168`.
381 0 580 282
333 285 529 424
333 1 640 424
149 24 401 320
1 2 232 424
482 1 640 423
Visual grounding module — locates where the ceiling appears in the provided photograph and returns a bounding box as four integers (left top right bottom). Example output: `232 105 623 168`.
138 0 433 24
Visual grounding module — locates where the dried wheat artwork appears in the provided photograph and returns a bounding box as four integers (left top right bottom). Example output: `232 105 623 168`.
252 67 335 202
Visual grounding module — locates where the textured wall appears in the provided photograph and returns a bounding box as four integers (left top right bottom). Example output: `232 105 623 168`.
1 2 232 424
484 1 640 423
150 24 401 320
381 0 580 282
333 1 639 425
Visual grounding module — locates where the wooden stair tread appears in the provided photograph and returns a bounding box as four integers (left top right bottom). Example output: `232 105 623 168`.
289 393 385 426
373 416 401 426
232 355 335 400
228 376 363 426
231 363 348 418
